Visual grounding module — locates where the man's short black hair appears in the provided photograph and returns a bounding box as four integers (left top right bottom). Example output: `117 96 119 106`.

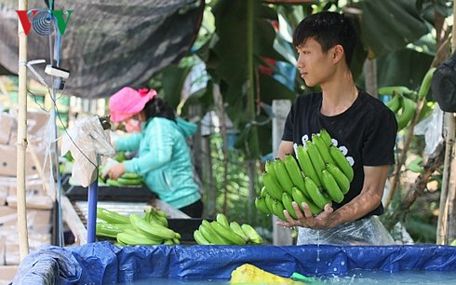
293 11 358 66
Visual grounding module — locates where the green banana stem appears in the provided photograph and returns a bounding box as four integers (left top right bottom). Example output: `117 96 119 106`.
385 68 435 208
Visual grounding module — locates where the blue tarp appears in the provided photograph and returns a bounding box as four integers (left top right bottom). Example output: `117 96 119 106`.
13 241 456 284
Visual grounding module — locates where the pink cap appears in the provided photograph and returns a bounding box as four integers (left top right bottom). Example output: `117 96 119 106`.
109 87 157 122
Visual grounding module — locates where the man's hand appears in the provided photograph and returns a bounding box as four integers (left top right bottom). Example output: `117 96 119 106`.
108 163 125 180
277 202 334 229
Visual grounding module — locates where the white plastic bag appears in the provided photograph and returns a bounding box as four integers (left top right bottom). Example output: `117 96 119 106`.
414 107 444 155
61 116 115 187
297 216 394 245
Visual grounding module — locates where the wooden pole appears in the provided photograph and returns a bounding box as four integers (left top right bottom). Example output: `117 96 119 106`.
436 0 456 244
363 58 377 98
17 0 30 259
272 100 293 245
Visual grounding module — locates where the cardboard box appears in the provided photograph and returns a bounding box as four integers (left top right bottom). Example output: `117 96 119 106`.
6 195 53 210
8 179 50 197
0 266 18 284
0 189 6 206
0 113 15 145
3 233 51 265
4 243 18 266
0 236 5 266
0 206 52 230
9 109 50 147
0 144 48 177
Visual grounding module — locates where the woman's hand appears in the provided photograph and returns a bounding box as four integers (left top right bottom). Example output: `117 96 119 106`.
277 202 334 230
108 163 125 180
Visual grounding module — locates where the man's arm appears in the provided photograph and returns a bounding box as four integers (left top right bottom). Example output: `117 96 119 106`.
277 141 294 159
325 165 389 227
280 165 389 229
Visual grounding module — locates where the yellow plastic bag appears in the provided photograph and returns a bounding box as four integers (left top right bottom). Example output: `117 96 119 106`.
230 264 304 285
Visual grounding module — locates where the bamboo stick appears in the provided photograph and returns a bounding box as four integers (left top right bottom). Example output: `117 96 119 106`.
17 0 30 259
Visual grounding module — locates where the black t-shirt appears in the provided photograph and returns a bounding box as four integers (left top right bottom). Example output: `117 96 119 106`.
282 90 397 217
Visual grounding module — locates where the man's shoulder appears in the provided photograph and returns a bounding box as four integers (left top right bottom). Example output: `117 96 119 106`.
358 91 396 125
359 91 393 115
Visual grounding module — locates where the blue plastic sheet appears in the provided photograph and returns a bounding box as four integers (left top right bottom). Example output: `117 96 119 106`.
13 241 456 284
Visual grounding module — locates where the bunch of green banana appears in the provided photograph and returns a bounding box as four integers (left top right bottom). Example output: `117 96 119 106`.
386 93 417 131
259 129 354 219
144 206 168 226
193 213 263 245
107 172 144 187
96 207 181 245
382 69 435 131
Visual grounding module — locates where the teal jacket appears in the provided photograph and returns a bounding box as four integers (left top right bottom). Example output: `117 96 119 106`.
115 117 201 209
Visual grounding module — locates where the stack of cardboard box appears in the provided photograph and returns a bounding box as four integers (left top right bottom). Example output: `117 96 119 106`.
0 110 53 267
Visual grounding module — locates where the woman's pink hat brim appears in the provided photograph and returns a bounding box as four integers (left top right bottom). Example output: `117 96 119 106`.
109 87 157 122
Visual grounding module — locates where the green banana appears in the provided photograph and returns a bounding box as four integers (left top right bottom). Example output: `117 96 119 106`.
210 221 246 245
397 97 417 130
121 172 142 179
97 208 130 224
259 186 267 198
264 160 283 191
329 145 354 181
117 177 143 186
163 239 174 245
106 179 122 187
291 187 322 215
255 197 270 215
229 221 249 242
319 129 333 147
321 170 344 203
326 163 350 194
144 207 168 226
96 223 123 238
154 214 168 227
264 194 275 214
272 200 287 221
130 214 178 240
265 160 274 173
304 177 328 209
282 192 298 219
216 213 230 228
312 134 335 165
386 93 402 113
199 221 227 245
296 145 322 187
378 86 413 97
194 229 211 245
122 228 163 244
306 142 326 178
272 159 294 194
117 231 161 245
240 224 263 244
112 223 134 231
262 172 283 200
283 155 306 192
417 68 435 99
154 208 167 218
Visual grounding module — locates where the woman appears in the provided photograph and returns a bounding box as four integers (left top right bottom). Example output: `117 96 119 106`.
107 87 203 218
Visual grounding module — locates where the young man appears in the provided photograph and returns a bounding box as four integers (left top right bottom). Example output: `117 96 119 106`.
277 11 397 245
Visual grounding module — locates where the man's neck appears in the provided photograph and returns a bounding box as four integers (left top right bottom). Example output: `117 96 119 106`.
320 70 358 117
